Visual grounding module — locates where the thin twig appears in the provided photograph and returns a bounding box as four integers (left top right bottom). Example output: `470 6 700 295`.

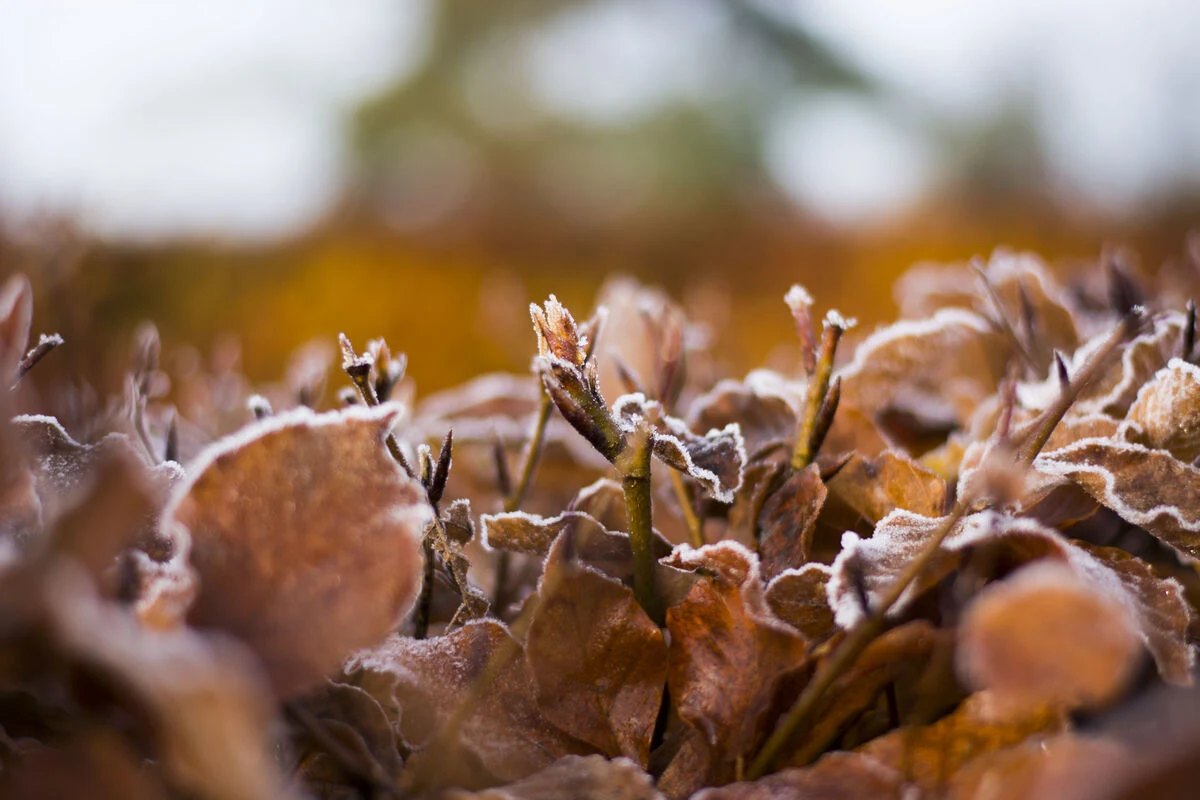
747 500 970 778
792 316 849 470
493 390 554 614
669 467 705 548
11 332 63 388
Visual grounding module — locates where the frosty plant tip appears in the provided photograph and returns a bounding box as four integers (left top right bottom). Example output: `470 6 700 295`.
530 296 746 624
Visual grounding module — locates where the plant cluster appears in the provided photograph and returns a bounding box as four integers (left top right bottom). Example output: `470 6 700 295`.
4 250 1200 798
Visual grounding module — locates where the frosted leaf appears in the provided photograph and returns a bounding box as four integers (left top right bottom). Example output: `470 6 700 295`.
1036 436 1200 559
825 450 947 524
687 377 796 459
692 752 904 800
840 308 1010 428
1017 311 1184 416
164 403 428 698
615 393 746 503
1125 358 1200 460
764 563 836 642
481 510 608 555
757 463 826 579
530 294 588 367
347 619 589 784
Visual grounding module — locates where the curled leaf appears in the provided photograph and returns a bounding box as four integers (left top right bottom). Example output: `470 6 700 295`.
1125 358 1200 460
1037 437 1200 559
757 464 826 579
165 404 428 697
764 564 836 643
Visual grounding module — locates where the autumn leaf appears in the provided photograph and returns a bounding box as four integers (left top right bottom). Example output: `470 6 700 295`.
164 404 428 698
1036 436 1200 559
525 535 667 765
1125 357 1200 460
858 691 1066 796
664 543 810 783
348 619 589 786
824 450 947 524
764 563 836 643
443 754 664 800
947 734 1134 800
690 751 907 800
957 562 1143 711
756 463 826 580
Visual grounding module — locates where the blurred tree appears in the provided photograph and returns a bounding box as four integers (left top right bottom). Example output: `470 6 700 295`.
350 0 876 236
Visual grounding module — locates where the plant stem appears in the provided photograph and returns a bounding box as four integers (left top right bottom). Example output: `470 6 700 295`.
792 321 843 470
619 426 663 625
493 390 554 613
413 538 437 639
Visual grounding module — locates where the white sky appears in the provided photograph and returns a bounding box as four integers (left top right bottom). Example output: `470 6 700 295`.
0 0 1197 238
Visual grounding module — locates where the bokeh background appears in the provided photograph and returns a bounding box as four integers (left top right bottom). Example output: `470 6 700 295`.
3 0 1200 395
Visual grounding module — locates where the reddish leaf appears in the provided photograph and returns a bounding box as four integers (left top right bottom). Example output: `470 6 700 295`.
825 450 946 524
757 464 826 580
525 539 667 765
665 544 809 782
764 564 836 643
165 404 428 697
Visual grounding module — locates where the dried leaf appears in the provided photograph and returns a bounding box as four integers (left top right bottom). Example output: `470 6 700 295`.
570 478 627 532
957 562 1142 711
825 450 946 524
1037 437 1200 559
444 755 663 800
692 750 906 800
526 541 667 765
46 570 290 800
1018 311 1183 416
688 378 795 460
858 691 1066 796
0 730 168 800
947 734 1133 800
1125 357 1200 460
348 619 589 784
779 621 948 770
764 564 836 642
292 680 402 782
757 464 826 580
165 405 428 697
1072 541 1194 684
665 544 809 782
840 308 1011 429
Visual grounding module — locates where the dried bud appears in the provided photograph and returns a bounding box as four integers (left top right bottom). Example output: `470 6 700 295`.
531 295 589 368
784 284 818 374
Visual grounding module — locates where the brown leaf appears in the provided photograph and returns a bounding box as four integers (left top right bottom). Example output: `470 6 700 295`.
840 308 1011 430
825 450 946 524
0 730 168 800
779 621 949 770
858 691 1066 796
764 564 836 642
46 571 290 800
691 751 907 800
571 477 627 532
165 404 428 697
1037 437 1200 559
957 562 1143 711
291 680 402 784
525 539 667 765
1018 310 1183 417
444 755 664 800
757 464 826 580
1125 358 1200 461
1072 542 1194 684
665 545 810 783
947 734 1134 800
348 619 589 785
687 377 796 460
725 461 785 548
